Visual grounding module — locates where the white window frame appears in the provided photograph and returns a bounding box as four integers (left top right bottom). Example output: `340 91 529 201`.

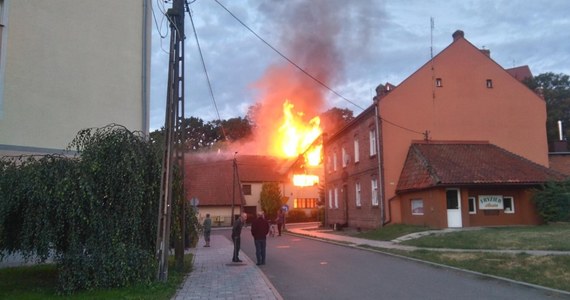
371 179 378 206
411 199 424 215
342 147 347 168
369 128 377 156
468 196 477 214
328 189 333 208
334 187 339 209
355 182 361 207
354 138 360 163
503 196 515 214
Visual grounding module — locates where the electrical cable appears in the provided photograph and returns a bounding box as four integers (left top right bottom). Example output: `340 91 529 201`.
214 0 425 137
213 0 365 111
186 4 229 141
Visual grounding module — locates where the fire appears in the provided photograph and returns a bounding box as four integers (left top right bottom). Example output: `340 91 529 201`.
293 174 320 187
273 100 322 166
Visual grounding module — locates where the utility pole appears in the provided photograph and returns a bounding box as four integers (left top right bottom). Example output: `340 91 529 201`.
231 152 237 226
156 0 185 282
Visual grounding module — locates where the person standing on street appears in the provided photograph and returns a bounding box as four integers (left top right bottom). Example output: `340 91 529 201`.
276 209 285 236
203 213 212 247
232 212 247 263
251 211 270 265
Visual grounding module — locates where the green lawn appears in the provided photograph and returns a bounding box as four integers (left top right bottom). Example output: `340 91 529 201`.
355 223 570 292
0 254 192 300
400 223 570 251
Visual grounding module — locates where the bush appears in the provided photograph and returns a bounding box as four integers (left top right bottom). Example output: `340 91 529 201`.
533 181 570 223
286 209 309 223
0 124 196 293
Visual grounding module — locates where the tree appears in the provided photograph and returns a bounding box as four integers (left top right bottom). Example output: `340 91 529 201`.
524 72 570 149
319 107 355 135
212 117 253 142
533 181 570 223
0 124 162 293
259 182 286 221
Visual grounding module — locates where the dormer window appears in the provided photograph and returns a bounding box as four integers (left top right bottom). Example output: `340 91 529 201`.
486 79 493 88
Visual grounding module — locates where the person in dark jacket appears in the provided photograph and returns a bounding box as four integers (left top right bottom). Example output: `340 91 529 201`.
203 213 212 247
251 211 270 265
232 212 247 263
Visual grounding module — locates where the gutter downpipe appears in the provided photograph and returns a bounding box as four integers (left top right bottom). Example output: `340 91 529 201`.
373 97 386 227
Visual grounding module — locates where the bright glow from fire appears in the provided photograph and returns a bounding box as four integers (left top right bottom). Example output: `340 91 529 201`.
274 100 323 166
293 174 320 187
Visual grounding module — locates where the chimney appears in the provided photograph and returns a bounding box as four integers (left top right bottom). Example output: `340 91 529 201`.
452 30 464 42
480 49 491 57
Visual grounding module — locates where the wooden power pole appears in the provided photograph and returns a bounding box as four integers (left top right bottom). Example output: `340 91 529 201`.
156 0 185 282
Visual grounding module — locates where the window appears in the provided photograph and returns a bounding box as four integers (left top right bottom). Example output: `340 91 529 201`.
486 79 493 88
333 151 338 171
327 154 332 173
435 78 443 87
328 189 333 208
342 147 347 167
294 198 318 209
369 128 377 156
334 187 339 208
468 197 476 214
354 138 360 163
371 179 378 206
242 184 252 195
411 199 424 215
355 182 361 207
504 197 515 213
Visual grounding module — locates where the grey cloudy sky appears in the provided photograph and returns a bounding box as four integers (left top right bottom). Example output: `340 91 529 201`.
149 0 570 131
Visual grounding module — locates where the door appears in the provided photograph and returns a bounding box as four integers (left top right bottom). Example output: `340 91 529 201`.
446 189 462 228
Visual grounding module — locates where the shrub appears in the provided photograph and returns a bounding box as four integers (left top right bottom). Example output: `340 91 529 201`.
533 181 570 223
0 124 200 293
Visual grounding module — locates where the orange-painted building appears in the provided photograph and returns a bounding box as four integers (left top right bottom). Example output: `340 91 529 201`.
324 30 565 229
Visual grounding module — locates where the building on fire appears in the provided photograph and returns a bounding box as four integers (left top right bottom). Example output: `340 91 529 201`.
323 30 566 229
185 154 322 226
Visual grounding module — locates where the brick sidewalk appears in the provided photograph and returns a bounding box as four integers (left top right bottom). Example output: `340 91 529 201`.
172 234 282 300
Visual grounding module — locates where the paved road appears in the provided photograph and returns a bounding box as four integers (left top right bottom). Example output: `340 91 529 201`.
231 228 569 300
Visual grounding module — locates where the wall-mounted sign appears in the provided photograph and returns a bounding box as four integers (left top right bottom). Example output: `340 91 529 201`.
478 195 504 210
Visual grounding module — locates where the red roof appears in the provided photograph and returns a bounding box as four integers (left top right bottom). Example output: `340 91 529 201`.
396 141 566 193
185 154 288 206
506 65 532 82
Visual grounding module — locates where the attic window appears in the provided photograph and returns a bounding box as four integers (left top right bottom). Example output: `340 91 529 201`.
486 79 493 88
435 78 443 87
242 184 252 195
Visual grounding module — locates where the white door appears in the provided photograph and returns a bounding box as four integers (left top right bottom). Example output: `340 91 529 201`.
446 189 463 228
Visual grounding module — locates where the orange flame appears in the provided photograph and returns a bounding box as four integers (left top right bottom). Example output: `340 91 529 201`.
272 100 322 166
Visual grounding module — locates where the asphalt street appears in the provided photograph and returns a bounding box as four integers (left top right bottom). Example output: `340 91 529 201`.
226 227 569 300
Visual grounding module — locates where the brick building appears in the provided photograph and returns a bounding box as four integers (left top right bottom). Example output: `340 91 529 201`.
324 30 565 229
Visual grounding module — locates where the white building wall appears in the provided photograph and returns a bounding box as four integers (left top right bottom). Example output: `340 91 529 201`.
0 0 151 154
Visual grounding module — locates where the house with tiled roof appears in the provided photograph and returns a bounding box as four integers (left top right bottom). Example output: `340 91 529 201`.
185 153 320 226
324 30 565 229
397 141 564 227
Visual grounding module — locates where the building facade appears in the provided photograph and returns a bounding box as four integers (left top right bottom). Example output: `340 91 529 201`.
0 0 151 155
186 154 321 226
324 30 563 229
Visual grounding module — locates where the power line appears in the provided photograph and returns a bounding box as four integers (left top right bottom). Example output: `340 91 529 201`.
213 0 365 111
185 1 426 138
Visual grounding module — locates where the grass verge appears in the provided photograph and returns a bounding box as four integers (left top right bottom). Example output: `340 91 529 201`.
372 248 570 292
0 254 192 300
400 223 570 251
